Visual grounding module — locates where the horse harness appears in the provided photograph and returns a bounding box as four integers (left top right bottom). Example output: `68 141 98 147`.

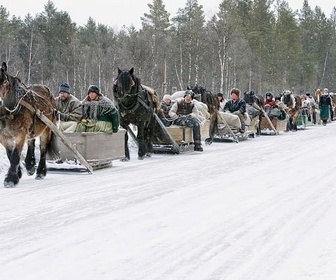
0 76 54 133
117 88 154 118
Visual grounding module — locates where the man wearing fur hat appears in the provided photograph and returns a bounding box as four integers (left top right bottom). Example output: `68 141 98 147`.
169 90 203 152
55 82 82 132
76 85 119 133
223 88 247 133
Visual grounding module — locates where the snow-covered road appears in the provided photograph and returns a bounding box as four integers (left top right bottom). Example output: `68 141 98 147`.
1 123 336 279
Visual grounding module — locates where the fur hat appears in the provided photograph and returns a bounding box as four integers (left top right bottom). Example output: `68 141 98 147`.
163 94 172 101
59 82 70 94
87 85 101 95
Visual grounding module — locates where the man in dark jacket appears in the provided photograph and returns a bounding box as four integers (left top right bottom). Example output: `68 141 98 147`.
224 88 247 132
169 90 203 152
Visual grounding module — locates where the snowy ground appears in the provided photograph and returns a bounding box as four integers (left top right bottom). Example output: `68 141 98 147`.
1 122 336 280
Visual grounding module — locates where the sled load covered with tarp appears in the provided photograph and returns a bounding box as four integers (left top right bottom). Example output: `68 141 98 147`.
212 111 259 143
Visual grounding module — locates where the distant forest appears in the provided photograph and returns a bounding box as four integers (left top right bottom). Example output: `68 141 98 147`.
0 0 335 100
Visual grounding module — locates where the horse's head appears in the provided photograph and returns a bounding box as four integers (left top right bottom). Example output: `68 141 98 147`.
0 62 17 110
114 67 140 99
282 90 292 105
189 85 206 102
243 90 256 104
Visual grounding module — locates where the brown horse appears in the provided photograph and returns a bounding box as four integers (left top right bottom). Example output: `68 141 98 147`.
0 62 58 187
281 90 302 131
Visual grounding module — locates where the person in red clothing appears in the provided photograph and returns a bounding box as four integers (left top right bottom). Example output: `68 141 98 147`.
264 92 276 115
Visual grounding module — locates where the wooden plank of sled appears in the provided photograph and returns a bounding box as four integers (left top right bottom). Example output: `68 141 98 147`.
18 99 93 174
58 131 125 164
152 113 180 154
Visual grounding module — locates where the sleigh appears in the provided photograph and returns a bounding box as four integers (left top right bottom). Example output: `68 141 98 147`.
150 114 210 153
212 113 259 143
47 129 126 172
260 116 288 135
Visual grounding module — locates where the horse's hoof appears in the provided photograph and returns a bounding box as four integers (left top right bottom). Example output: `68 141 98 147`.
4 181 15 188
205 138 212 145
146 153 152 157
26 168 36 176
35 174 45 180
121 157 130 162
138 156 145 160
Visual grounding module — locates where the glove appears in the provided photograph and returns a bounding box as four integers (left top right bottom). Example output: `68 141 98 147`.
81 119 88 124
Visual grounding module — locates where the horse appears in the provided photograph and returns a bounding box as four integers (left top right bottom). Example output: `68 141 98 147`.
113 67 158 160
188 85 219 144
0 62 59 187
243 90 264 135
281 90 302 131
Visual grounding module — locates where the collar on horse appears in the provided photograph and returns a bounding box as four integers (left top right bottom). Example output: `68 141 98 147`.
117 88 153 117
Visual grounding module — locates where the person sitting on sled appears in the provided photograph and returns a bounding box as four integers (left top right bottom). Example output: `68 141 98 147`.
76 85 119 133
223 88 247 133
169 90 203 152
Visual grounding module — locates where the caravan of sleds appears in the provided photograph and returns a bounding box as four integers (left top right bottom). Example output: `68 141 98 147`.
0 63 334 187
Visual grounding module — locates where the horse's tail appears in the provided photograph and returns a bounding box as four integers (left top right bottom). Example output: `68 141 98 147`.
46 132 60 159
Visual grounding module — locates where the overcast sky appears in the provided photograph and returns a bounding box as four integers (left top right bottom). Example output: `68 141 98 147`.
3 0 335 29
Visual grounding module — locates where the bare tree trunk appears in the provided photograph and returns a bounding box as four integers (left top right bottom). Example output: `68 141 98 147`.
319 51 329 88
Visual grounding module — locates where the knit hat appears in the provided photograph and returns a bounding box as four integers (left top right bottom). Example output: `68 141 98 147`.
87 85 101 95
184 90 194 99
59 82 70 94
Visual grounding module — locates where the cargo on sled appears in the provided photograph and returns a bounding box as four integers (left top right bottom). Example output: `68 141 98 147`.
212 111 258 143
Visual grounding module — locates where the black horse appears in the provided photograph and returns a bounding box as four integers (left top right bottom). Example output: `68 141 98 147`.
243 90 264 135
188 85 219 144
113 67 157 160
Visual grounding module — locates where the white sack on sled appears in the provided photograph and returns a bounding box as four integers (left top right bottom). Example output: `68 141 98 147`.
217 112 241 128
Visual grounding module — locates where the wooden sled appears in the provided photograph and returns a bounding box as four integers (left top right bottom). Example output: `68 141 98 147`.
260 117 288 135
212 114 258 143
47 129 126 172
150 115 210 153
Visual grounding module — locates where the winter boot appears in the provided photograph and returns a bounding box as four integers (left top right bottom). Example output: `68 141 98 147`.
194 144 203 152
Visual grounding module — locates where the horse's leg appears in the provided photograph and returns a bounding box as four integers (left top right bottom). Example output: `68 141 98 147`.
35 130 54 180
25 139 36 176
137 124 146 160
145 117 155 157
205 113 217 145
4 142 23 188
123 129 130 161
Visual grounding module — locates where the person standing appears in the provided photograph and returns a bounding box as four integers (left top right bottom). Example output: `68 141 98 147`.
55 82 82 133
319 88 332 126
